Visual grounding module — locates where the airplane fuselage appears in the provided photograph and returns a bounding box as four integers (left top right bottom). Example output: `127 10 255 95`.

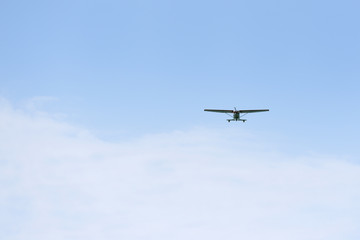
227 111 246 122
234 112 239 119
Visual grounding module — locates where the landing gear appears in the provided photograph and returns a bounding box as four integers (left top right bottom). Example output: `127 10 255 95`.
227 119 246 122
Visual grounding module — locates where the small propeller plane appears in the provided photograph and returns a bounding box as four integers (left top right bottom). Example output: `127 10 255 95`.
204 107 269 122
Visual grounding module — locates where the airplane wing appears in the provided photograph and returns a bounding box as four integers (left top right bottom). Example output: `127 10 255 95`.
204 109 234 113
239 109 269 113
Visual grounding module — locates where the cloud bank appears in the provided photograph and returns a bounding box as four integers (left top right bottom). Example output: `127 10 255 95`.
1 98 359 240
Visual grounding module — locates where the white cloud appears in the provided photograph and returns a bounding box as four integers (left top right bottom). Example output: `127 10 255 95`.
1 98 360 240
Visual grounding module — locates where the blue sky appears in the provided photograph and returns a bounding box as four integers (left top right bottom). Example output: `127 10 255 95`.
1 0 360 154
1 0 360 239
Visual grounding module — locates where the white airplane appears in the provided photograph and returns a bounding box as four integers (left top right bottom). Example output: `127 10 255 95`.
204 107 269 122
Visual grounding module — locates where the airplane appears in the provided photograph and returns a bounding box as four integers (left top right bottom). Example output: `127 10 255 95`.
204 107 269 122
